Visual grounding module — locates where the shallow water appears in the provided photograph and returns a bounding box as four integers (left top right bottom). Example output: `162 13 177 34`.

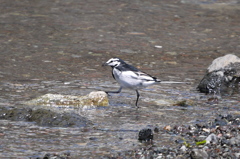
0 0 239 158
1 78 239 158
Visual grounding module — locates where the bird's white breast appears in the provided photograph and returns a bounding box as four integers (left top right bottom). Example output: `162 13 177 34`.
113 68 156 89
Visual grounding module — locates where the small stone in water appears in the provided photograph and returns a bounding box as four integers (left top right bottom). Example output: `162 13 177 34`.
138 128 153 142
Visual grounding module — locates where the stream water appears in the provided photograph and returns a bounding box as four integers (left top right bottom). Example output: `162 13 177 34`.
0 0 239 158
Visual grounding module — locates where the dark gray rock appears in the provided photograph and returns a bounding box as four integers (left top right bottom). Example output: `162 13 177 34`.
0 106 91 127
197 54 240 94
138 128 153 142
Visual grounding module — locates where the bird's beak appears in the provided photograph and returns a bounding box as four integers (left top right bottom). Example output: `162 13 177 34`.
102 62 108 66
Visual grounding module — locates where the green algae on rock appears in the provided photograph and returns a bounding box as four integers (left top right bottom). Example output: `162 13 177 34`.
25 91 109 107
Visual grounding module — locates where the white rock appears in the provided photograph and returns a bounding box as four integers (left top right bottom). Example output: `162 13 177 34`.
208 54 240 72
180 145 187 152
206 133 218 144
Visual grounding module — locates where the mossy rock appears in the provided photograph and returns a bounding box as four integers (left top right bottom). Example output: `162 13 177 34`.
25 91 109 107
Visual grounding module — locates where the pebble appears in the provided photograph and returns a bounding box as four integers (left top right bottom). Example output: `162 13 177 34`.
138 128 153 142
191 148 208 159
180 145 187 152
205 133 218 144
235 153 240 158
154 45 163 49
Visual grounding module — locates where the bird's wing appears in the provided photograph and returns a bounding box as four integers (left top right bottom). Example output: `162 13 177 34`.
136 71 157 81
118 63 160 82
119 63 140 72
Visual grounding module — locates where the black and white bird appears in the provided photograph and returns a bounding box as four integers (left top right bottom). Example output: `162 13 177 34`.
102 57 161 107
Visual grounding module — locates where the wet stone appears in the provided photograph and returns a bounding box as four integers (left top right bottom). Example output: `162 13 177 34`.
0 107 91 127
25 91 109 108
197 54 240 95
138 128 153 142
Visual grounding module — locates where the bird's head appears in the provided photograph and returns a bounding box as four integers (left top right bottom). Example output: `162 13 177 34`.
102 57 123 67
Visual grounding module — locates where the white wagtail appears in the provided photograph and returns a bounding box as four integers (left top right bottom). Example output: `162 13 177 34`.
102 57 161 107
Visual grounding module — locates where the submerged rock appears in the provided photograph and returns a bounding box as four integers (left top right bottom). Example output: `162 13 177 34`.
25 91 109 107
197 54 240 94
0 107 91 127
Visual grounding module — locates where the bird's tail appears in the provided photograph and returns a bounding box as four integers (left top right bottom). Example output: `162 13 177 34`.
160 81 191 84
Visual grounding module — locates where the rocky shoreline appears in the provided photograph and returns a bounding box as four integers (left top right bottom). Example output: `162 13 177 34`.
133 114 240 159
35 114 240 159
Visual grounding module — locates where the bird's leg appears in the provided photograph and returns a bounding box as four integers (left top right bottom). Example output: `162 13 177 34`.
135 90 140 108
105 87 122 95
